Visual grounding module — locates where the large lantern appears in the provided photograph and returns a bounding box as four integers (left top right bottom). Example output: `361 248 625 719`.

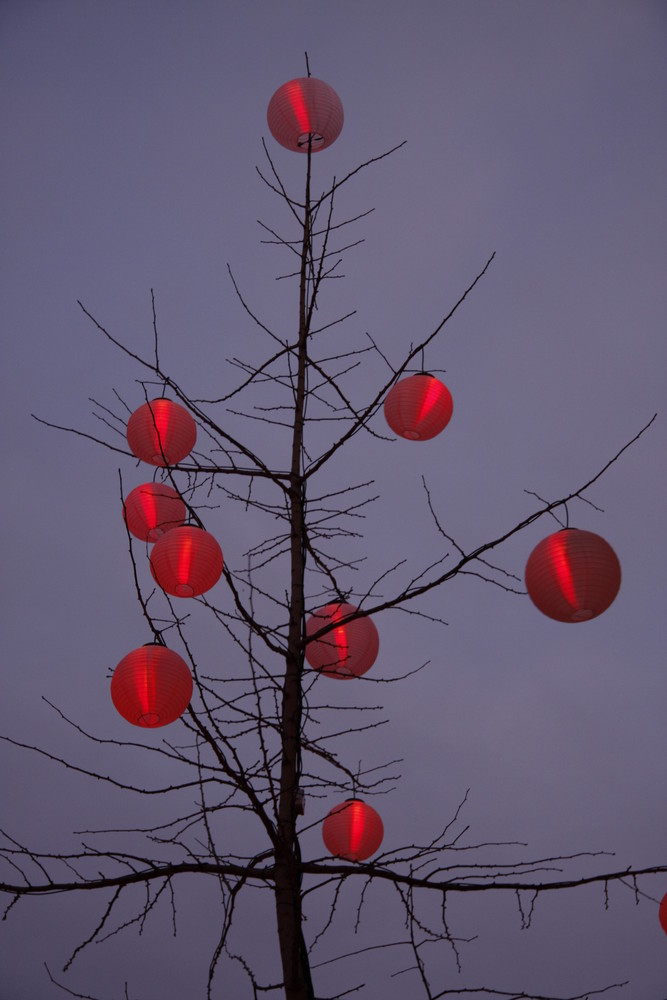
322 799 384 861
110 645 193 728
383 374 453 441
150 526 223 598
123 483 187 542
525 528 621 623
660 892 667 938
305 602 379 679
126 399 196 467
267 77 343 153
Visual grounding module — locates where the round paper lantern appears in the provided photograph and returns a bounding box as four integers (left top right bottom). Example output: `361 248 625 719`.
267 77 343 153
305 602 379 679
525 528 621 623
150 526 223 598
384 374 453 441
126 399 196 467
322 799 384 861
659 892 667 938
123 483 187 542
111 645 193 728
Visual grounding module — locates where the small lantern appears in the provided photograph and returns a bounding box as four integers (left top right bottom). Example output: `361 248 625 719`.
150 526 223 598
111 645 193 727
660 892 667 938
383 374 453 441
525 528 621 623
267 77 344 153
126 399 196 467
305 602 379 679
123 483 187 542
322 799 384 861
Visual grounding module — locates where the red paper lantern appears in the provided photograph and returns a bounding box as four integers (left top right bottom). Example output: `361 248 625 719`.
305 602 379 679
322 799 384 861
123 483 187 542
384 374 453 441
267 77 344 153
659 892 667 937
150 526 223 598
525 528 621 623
126 399 196 467
111 645 193 728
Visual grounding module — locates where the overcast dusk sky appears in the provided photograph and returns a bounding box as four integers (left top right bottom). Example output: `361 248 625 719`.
1 2 666 998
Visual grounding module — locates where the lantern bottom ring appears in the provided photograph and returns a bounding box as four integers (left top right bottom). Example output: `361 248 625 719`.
173 583 195 598
404 429 421 440
138 712 161 726
571 608 593 621
298 132 324 148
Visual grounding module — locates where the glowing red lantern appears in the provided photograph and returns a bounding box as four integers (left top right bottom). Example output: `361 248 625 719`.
322 799 384 861
267 77 344 153
150 526 223 598
126 399 196 467
123 483 187 542
659 892 667 937
305 602 379 680
384 374 453 441
525 528 621 623
110 645 193 727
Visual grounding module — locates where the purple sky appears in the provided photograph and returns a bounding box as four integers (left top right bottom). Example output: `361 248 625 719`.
1 2 666 997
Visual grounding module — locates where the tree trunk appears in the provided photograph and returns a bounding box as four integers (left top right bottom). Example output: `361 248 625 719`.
273 144 314 999
274 848 311 1000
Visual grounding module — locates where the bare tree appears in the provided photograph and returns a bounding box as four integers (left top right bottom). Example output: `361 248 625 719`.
1 72 664 1000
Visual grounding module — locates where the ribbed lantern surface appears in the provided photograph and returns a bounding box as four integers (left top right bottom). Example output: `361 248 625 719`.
123 483 187 542
384 374 453 441
150 526 223 598
660 892 667 937
525 528 621 623
267 77 343 153
111 645 193 728
305 602 379 679
126 399 196 466
322 799 384 861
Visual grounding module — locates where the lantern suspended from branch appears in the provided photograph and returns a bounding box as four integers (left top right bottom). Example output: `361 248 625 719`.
123 483 187 542
305 602 379 679
150 526 223 598
126 399 196 467
659 892 667 938
110 645 193 728
384 374 453 441
267 77 344 153
525 528 621 623
322 799 384 861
